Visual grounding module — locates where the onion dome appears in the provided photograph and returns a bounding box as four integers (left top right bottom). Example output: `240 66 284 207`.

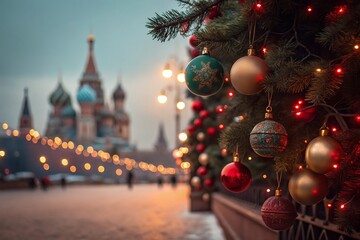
77 84 96 104
113 82 125 100
49 82 71 106
61 105 76 118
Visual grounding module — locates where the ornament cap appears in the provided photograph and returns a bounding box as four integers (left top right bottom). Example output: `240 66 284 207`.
247 48 255 56
319 127 329 136
202 47 209 55
265 112 273 119
233 154 240 162
275 189 282 197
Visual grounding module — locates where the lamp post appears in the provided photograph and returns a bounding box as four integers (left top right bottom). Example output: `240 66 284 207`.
158 61 186 147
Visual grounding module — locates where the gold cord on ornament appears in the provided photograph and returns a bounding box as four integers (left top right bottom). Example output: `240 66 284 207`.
275 171 283 196
265 90 273 119
233 144 239 162
247 11 257 55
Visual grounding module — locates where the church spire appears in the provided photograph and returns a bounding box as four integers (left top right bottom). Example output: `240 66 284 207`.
84 34 97 74
19 88 33 136
154 123 168 152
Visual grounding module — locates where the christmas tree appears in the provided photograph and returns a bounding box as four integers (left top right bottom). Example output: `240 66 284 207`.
147 0 360 232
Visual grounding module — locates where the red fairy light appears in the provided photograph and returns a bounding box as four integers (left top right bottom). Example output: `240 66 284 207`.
333 164 338 169
327 203 332 208
355 115 360 122
266 188 271 193
340 204 345 209
307 6 312 12
228 90 234 97
224 76 229 82
332 127 337 132
336 67 343 74
218 124 224 130
256 3 262 9
262 48 267 54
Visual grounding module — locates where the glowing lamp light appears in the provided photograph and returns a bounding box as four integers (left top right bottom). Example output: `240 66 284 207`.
178 132 188 142
177 72 185 83
162 65 173 79
0 150 5 157
2 123 8 130
39 156 46 163
248 156 252 161
158 91 167 104
176 101 186 110
70 166 76 173
43 164 49 171
61 158 69 166
98 165 105 173
116 169 122 176
84 163 91 170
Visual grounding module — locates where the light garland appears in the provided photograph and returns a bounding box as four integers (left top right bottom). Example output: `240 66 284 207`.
1 123 177 176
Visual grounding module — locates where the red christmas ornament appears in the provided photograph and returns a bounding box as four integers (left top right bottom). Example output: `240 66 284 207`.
221 161 252 192
207 127 217 137
194 118 203 128
191 99 204 112
196 143 206 153
261 190 297 230
197 166 207 176
192 48 199 58
189 35 198 48
188 125 196 134
204 178 213 187
208 6 221 19
293 99 316 122
199 110 209 119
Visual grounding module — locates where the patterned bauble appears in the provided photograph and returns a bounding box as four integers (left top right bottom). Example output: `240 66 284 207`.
288 168 328 205
190 176 201 188
197 166 207 176
185 48 224 96
261 190 297 231
207 127 217 137
230 49 268 95
191 99 204 112
198 153 209 165
250 112 288 158
196 143 206 153
221 161 252 193
305 127 343 174
197 132 206 142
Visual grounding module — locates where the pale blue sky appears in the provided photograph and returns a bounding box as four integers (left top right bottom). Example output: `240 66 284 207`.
0 0 192 150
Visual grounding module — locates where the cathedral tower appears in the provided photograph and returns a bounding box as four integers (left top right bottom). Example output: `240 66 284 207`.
19 88 33 136
112 81 130 142
77 84 97 143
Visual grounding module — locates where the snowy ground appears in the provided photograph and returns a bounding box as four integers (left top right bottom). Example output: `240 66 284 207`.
0 184 224 240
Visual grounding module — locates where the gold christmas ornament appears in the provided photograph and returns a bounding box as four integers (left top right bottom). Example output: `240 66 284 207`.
305 127 343 174
190 176 201 188
288 168 328 205
230 48 268 95
198 153 209 165
196 132 206 142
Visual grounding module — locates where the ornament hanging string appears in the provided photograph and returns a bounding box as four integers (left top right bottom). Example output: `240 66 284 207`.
276 171 283 190
233 144 239 162
266 90 273 113
248 12 257 49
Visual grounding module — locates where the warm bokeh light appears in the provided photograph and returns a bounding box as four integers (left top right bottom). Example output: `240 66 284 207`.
77 144 84 151
262 174 267 179
177 72 185 82
179 147 189 154
68 141 75 149
61 158 69 166
172 149 183 159
266 188 271 193
70 165 76 173
115 168 122 176
178 132 188 142
126 164 133 171
157 164 165 172
43 163 50 170
2 123 8 130
248 156 252 161
86 146 94 153
355 44 359 50
158 91 168 104
39 156 46 163
176 101 185 110
98 165 105 173
181 161 191 169
84 163 91 170
162 65 173 79
12 130 19 137
6 129 11 136
0 150 5 157
61 142 68 149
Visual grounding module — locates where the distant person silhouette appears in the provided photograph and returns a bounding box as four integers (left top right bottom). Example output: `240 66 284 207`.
41 176 50 191
61 175 66 189
170 174 177 188
127 170 134 189
28 177 36 189
157 176 163 188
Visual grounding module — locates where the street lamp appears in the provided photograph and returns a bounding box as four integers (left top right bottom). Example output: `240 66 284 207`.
158 61 186 147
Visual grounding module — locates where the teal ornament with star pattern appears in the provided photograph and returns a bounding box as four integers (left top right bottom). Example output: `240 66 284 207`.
185 48 224 97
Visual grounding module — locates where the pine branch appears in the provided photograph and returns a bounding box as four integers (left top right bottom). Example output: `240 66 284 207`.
146 0 227 42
